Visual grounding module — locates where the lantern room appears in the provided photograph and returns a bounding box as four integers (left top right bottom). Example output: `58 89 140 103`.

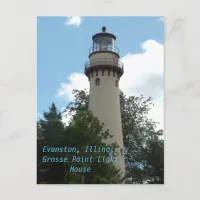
89 26 119 55
85 27 124 78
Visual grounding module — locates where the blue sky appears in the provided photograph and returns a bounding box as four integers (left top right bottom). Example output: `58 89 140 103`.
37 16 164 128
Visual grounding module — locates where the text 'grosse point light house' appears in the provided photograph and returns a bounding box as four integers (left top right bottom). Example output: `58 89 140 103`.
84 27 125 176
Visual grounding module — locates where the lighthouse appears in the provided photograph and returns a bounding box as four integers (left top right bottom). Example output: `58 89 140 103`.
84 27 125 177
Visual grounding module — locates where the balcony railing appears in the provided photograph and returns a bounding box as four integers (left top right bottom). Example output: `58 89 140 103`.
89 44 120 54
85 58 124 70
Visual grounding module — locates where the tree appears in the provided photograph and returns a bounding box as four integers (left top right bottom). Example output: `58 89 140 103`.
37 103 66 184
119 91 164 183
37 89 164 184
65 89 164 184
144 139 164 184
37 101 124 184
63 109 124 183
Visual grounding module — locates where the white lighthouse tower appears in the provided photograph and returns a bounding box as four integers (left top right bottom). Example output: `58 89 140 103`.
84 27 125 177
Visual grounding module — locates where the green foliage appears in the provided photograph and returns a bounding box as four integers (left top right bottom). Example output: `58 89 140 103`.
37 89 164 184
37 101 123 184
119 91 164 183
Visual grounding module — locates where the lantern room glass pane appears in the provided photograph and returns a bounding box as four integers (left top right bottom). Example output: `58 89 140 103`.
93 36 115 52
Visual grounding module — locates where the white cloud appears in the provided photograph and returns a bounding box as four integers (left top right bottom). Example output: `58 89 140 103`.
65 16 82 27
56 40 164 130
57 72 88 101
60 106 75 126
120 40 164 130
120 40 163 98
61 113 71 126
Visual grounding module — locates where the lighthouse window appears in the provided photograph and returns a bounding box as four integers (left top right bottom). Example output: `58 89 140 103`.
95 78 100 86
108 69 110 76
100 43 108 51
102 69 104 76
120 148 124 157
116 80 119 87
